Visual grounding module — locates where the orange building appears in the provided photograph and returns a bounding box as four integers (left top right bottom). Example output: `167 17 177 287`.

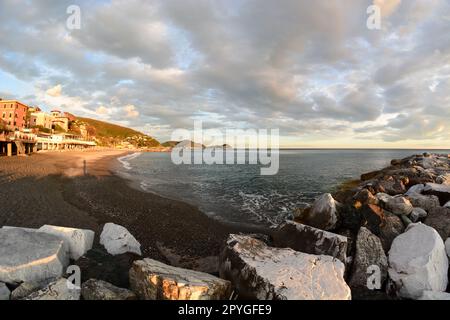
0 100 29 131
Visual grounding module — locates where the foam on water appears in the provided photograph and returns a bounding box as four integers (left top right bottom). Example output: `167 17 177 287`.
118 152 142 170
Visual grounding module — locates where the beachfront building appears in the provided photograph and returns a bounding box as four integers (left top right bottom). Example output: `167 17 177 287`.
36 133 96 151
30 111 54 130
0 130 37 156
0 99 29 131
50 110 69 132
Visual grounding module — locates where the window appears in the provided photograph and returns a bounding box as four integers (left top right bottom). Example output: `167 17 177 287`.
9 113 12 118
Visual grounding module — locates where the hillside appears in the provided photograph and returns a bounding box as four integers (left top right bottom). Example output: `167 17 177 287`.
72 117 161 148
162 140 205 148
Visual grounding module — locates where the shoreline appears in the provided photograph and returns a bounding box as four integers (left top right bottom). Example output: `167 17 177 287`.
0 150 266 272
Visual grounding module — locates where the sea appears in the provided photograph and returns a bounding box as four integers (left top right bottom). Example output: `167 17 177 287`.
116 149 450 228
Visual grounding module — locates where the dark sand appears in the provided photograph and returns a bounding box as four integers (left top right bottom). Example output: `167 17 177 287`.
0 150 264 270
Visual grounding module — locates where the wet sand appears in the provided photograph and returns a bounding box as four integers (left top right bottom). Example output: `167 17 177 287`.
0 150 262 269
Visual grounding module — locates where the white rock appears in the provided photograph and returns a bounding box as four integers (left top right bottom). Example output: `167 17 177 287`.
130 259 230 300
0 283 10 300
444 201 450 208
38 225 94 260
388 223 448 299
418 291 450 300
0 229 69 284
410 207 428 223
100 223 141 256
1 226 38 233
445 238 450 258
219 234 351 300
25 278 80 300
302 193 338 231
405 184 425 196
385 196 413 215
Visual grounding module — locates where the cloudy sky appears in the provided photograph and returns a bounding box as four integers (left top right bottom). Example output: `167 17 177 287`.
0 0 449 148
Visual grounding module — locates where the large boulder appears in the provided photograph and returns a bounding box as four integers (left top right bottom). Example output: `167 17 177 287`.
219 234 351 300
436 174 450 185
100 223 142 256
423 183 450 205
1 226 39 233
24 278 80 300
384 196 413 216
375 193 393 206
410 207 428 223
406 192 440 212
445 238 450 258
38 225 95 261
81 279 137 300
423 207 450 240
379 212 405 253
349 227 388 290
300 193 338 231
272 221 348 263
353 189 379 206
360 204 385 235
0 283 10 300
374 178 406 196
10 278 56 300
405 184 425 196
0 229 69 284
130 258 231 300
388 223 448 299
418 291 450 300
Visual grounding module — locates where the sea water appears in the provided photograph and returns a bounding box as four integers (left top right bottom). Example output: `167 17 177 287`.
117 149 450 227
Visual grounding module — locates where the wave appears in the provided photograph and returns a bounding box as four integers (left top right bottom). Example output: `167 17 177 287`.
117 152 142 170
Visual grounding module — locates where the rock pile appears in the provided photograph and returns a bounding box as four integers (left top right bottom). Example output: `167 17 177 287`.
0 223 142 300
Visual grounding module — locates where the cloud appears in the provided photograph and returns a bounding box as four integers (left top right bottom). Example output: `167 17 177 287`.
124 104 139 118
96 105 109 115
0 0 449 146
46 84 62 97
374 0 402 17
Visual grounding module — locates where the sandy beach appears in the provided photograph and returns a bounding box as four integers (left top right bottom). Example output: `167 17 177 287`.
0 150 259 273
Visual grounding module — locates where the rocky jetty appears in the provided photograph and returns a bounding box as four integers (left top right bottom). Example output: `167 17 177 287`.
0 153 449 300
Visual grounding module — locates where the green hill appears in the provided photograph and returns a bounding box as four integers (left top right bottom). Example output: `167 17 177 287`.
73 117 161 148
162 140 205 148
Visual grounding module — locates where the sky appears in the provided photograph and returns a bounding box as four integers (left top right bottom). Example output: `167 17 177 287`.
0 0 449 148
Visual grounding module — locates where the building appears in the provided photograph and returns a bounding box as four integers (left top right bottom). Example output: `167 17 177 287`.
52 116 69 132
30 111 54 130
28 106 42 113
50 110 69 132
0 100 29 131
